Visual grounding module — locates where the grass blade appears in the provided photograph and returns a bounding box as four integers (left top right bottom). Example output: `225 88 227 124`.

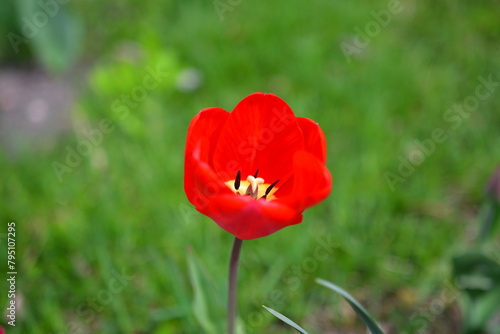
316 278 385 334
187 248 218 334
262 305 309 334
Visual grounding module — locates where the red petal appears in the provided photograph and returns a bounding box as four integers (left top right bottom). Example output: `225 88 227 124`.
185 107 229 165
296 117 327 163
185 108 229 205
278 150 332 211
212 93 304 184
203 194 303 240
186 142 234 210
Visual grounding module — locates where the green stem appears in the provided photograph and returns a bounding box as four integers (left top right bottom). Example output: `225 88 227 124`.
479 200 498 243
228 237 243 334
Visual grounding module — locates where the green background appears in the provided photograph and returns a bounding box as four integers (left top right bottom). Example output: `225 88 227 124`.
1 0 499 333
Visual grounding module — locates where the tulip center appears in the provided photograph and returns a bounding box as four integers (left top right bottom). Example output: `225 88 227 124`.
224 170 279 200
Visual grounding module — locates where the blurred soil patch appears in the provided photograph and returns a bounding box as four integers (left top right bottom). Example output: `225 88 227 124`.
0 65 85 154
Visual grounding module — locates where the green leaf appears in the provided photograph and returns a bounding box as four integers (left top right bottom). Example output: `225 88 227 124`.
479 200 499 242
316 278 386 334
452 252 500 301
464 285 500 332
262 305 310 334
187 248 218 334
15 0 83 72
452 250 500 332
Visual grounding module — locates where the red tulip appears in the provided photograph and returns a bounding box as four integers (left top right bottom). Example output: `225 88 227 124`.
184 93 332 240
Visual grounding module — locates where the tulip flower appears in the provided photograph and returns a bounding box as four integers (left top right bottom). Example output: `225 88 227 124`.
184 92 332 240
184 92 332 334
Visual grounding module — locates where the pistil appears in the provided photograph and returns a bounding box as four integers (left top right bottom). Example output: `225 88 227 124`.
245 175 264 199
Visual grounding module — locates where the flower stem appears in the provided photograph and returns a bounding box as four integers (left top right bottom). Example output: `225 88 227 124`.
228 237 243 334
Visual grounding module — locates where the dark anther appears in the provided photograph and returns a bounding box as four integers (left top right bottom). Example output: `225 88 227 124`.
265 180 279 195
234 171 241 190
254 169 260 178
262 179 280 199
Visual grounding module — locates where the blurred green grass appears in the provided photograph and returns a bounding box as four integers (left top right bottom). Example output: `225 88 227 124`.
1 0 500 333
